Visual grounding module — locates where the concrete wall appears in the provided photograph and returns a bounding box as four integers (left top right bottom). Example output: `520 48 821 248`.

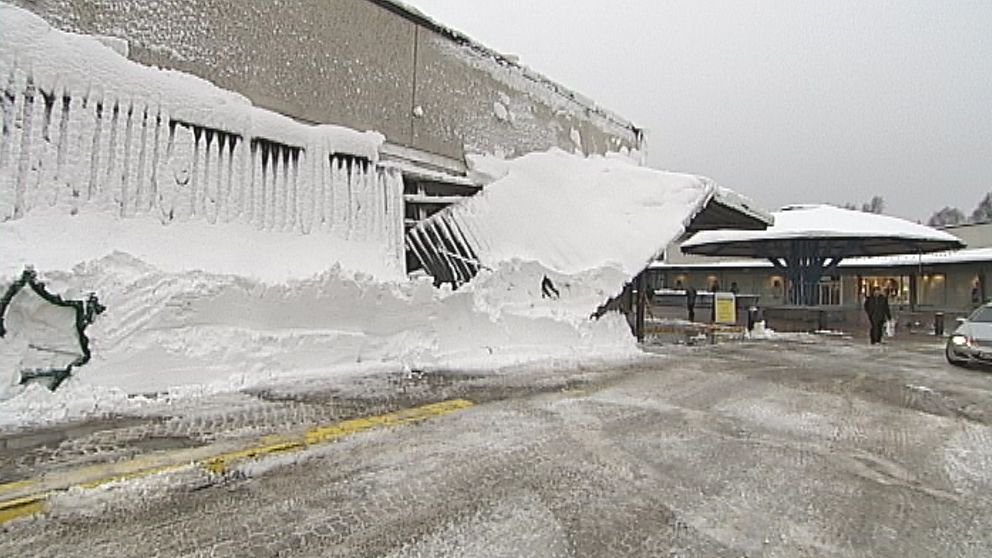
13 0 641 165
940 222 992 250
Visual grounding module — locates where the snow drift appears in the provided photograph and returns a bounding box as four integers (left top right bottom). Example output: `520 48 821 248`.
0 254 638 427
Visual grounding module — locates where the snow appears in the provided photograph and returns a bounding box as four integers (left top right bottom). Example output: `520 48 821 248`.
0 207 402 283
652 247 992 270
683 204 963 250
0 4 383 161
412 149 725 296
0 254 639 428
0 4 650 430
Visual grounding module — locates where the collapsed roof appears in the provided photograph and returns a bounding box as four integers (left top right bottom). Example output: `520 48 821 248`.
406 149 771 294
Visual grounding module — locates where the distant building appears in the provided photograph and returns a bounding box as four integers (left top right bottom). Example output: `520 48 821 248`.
650 221 992 313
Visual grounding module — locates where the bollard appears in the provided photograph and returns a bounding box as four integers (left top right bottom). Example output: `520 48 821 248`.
817 310 827 332
747 306 758 331
934 312 945 337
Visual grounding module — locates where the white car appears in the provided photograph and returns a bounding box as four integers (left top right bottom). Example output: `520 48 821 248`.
946 304 992 367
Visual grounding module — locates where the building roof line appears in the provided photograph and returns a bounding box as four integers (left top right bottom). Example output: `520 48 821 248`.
371 0 642 137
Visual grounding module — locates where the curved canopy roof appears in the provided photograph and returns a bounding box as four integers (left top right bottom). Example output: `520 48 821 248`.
682 204 965 258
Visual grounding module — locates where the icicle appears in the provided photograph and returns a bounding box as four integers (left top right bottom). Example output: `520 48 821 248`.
10 70 32 218
149 106 167 217
188 124 201 218
24 79 53 212
51 88 71 207
87 90 106 201
103 98 124 209
226 133 243 223
202 128 218 224
330 156 345 237
214 132 227 223
119 99 138 217
250 140 262 228
297 148 312 234
64 93 89 213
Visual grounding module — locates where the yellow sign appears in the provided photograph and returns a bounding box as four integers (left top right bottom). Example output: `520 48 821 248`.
714 292 737 324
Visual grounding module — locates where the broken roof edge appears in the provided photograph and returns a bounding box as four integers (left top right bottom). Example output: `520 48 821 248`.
374 0 641 137
687 187 773 233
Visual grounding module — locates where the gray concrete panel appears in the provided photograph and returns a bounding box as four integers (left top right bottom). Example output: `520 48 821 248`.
412 30 639 161
11 0 418 146
13 0 641 164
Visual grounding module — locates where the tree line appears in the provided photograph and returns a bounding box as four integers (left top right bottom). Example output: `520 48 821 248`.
842 193 992 228
927 192 992 227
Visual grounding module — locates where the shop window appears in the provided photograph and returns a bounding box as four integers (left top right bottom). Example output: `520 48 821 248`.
860 276 911 305
817 275 842 306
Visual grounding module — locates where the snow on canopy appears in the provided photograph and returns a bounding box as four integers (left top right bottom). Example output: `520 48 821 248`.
407 149 763 292
682 204 965 258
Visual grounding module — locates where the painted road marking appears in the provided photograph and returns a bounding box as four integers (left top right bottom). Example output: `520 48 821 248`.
0 399 474 525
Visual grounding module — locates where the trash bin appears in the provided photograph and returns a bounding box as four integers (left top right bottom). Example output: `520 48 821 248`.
934 312 945 337
747 306 758 331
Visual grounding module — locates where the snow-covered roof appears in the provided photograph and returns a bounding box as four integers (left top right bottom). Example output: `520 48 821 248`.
651 247 992 271
682 204 964 258
407 149 767 291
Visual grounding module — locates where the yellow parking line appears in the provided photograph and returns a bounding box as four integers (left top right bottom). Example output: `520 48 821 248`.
0 478 38 496
0 494 48 524
0 398 474 524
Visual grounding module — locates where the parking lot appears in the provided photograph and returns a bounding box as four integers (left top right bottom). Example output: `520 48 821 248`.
2 336 991 557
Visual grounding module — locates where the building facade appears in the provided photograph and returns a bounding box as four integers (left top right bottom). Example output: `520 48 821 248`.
651 222 992 313
7 0 644 273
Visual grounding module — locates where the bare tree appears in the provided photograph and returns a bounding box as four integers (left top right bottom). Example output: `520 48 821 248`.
861 196 885 214
971 192 992 223
842 197 885 213
927 206 966 227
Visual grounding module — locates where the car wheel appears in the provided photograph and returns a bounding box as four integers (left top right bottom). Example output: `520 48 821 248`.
946 343 968 367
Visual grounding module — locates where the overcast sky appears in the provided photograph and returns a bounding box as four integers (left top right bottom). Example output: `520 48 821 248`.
407 0 992 222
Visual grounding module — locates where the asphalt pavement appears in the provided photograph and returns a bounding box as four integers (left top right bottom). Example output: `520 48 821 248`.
2 336 991 557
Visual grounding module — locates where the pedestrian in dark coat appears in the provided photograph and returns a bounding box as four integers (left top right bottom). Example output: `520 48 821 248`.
541 275 560 300
686 285 697 322
864 287 891 344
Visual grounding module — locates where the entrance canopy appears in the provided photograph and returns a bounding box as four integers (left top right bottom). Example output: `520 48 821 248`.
682 204 965 304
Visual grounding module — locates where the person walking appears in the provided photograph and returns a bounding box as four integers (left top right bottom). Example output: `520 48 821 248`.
864 287 891 344
541 275 560 300
686 285 697 322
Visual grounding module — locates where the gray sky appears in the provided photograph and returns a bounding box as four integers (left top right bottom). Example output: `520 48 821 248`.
407 0 992 222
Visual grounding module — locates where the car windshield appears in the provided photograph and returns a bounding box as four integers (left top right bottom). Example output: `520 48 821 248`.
969 307 992 323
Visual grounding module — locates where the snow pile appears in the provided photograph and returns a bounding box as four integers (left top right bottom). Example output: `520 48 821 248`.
0 254 637 427
0 207 402 283
0 3 404 277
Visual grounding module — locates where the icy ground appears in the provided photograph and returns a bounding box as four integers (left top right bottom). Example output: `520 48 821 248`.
2 338 990 557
